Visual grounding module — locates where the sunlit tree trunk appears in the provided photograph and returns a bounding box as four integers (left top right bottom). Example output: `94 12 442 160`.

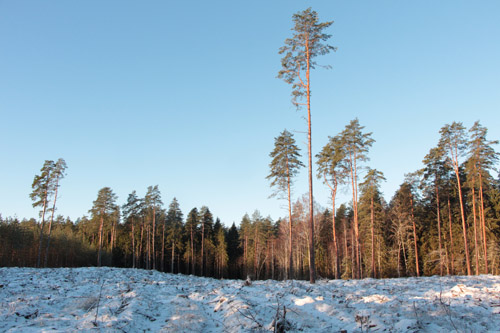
479 172 488 273
447 196 454 275
435 184 443 276
471 173 480 275
409 195 420 277
370 197 376 278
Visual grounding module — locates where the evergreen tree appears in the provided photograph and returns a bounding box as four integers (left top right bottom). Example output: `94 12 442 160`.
239 213 252 277
199 206 213 276
44 158 67 267
439 122 471 275
422 146 449 275
339 118 374 278
144 185 163 270
226 222 241 279
214 226 228 278
403 172 422 277
316 134 347 279
267 129 304 279
166 198 183 273
122 191 142 268
185 208 199 274
30 160 56 267
89 187 118 267
278 8 335 283
359 168 385 278
467 121 499 273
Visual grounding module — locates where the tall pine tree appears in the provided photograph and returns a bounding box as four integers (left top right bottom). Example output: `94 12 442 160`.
267 129 304 279
278 8 335 283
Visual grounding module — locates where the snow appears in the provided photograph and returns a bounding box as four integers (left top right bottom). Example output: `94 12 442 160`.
1 267 499 332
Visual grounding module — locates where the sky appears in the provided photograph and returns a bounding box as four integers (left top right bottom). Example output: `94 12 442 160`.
1 0 499 226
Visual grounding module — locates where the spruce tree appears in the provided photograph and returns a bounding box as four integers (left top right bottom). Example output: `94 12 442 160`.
278 8 335 283
267 129 304 279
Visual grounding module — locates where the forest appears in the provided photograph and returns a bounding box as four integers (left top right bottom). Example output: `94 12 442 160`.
1 8 499 282
1 119 499 281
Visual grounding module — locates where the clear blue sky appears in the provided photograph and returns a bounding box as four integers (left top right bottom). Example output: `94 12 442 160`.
1 0 499 225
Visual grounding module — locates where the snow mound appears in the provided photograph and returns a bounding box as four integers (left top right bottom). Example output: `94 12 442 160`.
1 267 499 332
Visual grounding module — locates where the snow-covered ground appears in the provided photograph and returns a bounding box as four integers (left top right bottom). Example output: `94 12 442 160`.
1 267 499 332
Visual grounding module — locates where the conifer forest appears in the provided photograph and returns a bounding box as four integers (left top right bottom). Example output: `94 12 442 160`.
2 118 499 281
2 8 499 283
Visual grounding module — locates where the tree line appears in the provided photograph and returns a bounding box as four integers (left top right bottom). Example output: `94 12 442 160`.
1 8 499 280
1 119 499 279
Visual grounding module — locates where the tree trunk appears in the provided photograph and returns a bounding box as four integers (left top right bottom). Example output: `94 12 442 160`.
471 174 480 275
305 38 316 284
131 221 136 268
479 171 488 273
348 150 361 279
152 207 156 270
44 177 60 267
410 195 420 277
435 183 443 276
190 224 195 275
201 218 205 276
271 241 275 280
286 155 293 280
161 221 165 272
37 195 48 268
171 241 175 273
325 174 340 279
139 219 144 269
370 197 376 278
447 196 454 275
453 164 471 275
97 213 104 267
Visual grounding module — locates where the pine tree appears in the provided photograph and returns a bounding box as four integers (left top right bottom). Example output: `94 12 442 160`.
89 187 118 267
122 191 142 268
199 206 213 276
145 185 162 270
239 213 252 277
166 198 183 273
316 135 347 279
359 168 386 278
267 129 304 279
214 226 228 278
44 158 67 267
422 146 449 275
30 160 56 267
278 8 336 283
339 118 374 278
439 122 471 275
467 121 499 273
185 208 199 274
403 173 421 277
